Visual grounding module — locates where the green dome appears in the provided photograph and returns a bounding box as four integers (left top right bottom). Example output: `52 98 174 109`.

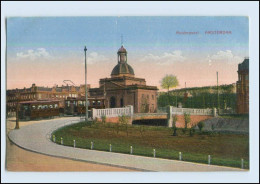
111 62 135 76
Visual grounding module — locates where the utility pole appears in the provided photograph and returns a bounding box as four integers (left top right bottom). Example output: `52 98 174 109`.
217 71 219 110
84 46 88 122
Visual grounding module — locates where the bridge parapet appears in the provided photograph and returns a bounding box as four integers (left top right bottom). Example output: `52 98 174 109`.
92 105 133 118
171 107 213 116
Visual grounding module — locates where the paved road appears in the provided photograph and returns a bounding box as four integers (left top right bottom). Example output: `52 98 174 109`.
6 117 134 171
8 117 243 172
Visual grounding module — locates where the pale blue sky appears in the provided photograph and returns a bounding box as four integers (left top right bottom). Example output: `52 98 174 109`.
7 16 249 59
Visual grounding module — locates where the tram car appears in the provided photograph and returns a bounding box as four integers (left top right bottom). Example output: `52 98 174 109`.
64 97 105 116
18 100 60 120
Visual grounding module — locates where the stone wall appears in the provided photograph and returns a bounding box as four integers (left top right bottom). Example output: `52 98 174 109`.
174 115 212 128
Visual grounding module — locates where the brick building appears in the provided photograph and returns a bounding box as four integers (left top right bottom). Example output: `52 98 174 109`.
236 58 249 114
6 83 90 112
89 45 158 113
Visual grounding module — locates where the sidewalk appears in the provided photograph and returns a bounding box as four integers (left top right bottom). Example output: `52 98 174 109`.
8 117 244 172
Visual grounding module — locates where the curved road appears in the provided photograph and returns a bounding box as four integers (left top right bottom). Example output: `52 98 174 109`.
8 117 243 172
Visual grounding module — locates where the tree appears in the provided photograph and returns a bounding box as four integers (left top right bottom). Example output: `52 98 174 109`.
189 126 195 137
184 113 191 131
118 114 130 136
101 115 106 125
160 74 179 96
172 115 178 136
197 121 205 132
139 125 145 138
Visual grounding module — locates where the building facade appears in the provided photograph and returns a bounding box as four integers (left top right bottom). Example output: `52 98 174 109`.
236 58 249 114
89 45 158 113
6 83 90 112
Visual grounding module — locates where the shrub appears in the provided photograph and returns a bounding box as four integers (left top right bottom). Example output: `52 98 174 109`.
211 124 215 131
118 114 130 136
182 128 187 134
189 126 195 137
101 115 106 125
139 125 145 138
184 113 190 132
198 121 205 132
93 117 98 124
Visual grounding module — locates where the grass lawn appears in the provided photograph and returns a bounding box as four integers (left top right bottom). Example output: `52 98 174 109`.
52 121 249 169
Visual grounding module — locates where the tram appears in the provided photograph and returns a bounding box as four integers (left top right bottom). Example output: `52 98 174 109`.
64 97 105 116
18 100 60 120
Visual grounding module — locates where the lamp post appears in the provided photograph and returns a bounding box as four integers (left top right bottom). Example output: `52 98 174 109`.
84 46 88 122
217 71 220 110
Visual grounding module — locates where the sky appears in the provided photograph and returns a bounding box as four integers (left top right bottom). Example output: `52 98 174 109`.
6 16 249 90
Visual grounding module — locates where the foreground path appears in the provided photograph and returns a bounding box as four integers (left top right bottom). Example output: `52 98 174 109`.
8 117 243 172
6 117 133 171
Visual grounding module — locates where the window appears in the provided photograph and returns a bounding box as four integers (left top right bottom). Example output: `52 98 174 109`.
152 95 154 100
97 100 101 105
78 101 82 106
92 101 96 106
49 105 53 108
54 104 58 108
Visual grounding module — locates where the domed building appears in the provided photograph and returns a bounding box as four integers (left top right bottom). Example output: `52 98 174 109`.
89 45 158 113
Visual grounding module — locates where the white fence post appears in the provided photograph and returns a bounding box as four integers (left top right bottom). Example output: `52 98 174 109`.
52 135 56 142
109 144 112 152
153 149 156 158
241 158 244 169
91 141 94 150
179 152 182 161
130 146 133 155
61 137 63 145
92 108 97 119
73 140 76 148
213 108 217 117
208 155 211 165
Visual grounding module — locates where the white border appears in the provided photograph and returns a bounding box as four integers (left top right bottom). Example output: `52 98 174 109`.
1 1 259 183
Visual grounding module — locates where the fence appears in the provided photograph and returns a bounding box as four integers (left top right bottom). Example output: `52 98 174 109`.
218 108 236 115
92 105 134 119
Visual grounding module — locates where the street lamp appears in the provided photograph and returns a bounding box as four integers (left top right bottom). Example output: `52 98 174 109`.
84 46 88 122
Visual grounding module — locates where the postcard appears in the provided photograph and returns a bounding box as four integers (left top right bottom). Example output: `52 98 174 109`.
5 15 250 174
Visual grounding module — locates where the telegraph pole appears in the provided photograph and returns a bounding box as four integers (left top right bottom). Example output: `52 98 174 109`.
84 46 88 122
217 71 219 110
